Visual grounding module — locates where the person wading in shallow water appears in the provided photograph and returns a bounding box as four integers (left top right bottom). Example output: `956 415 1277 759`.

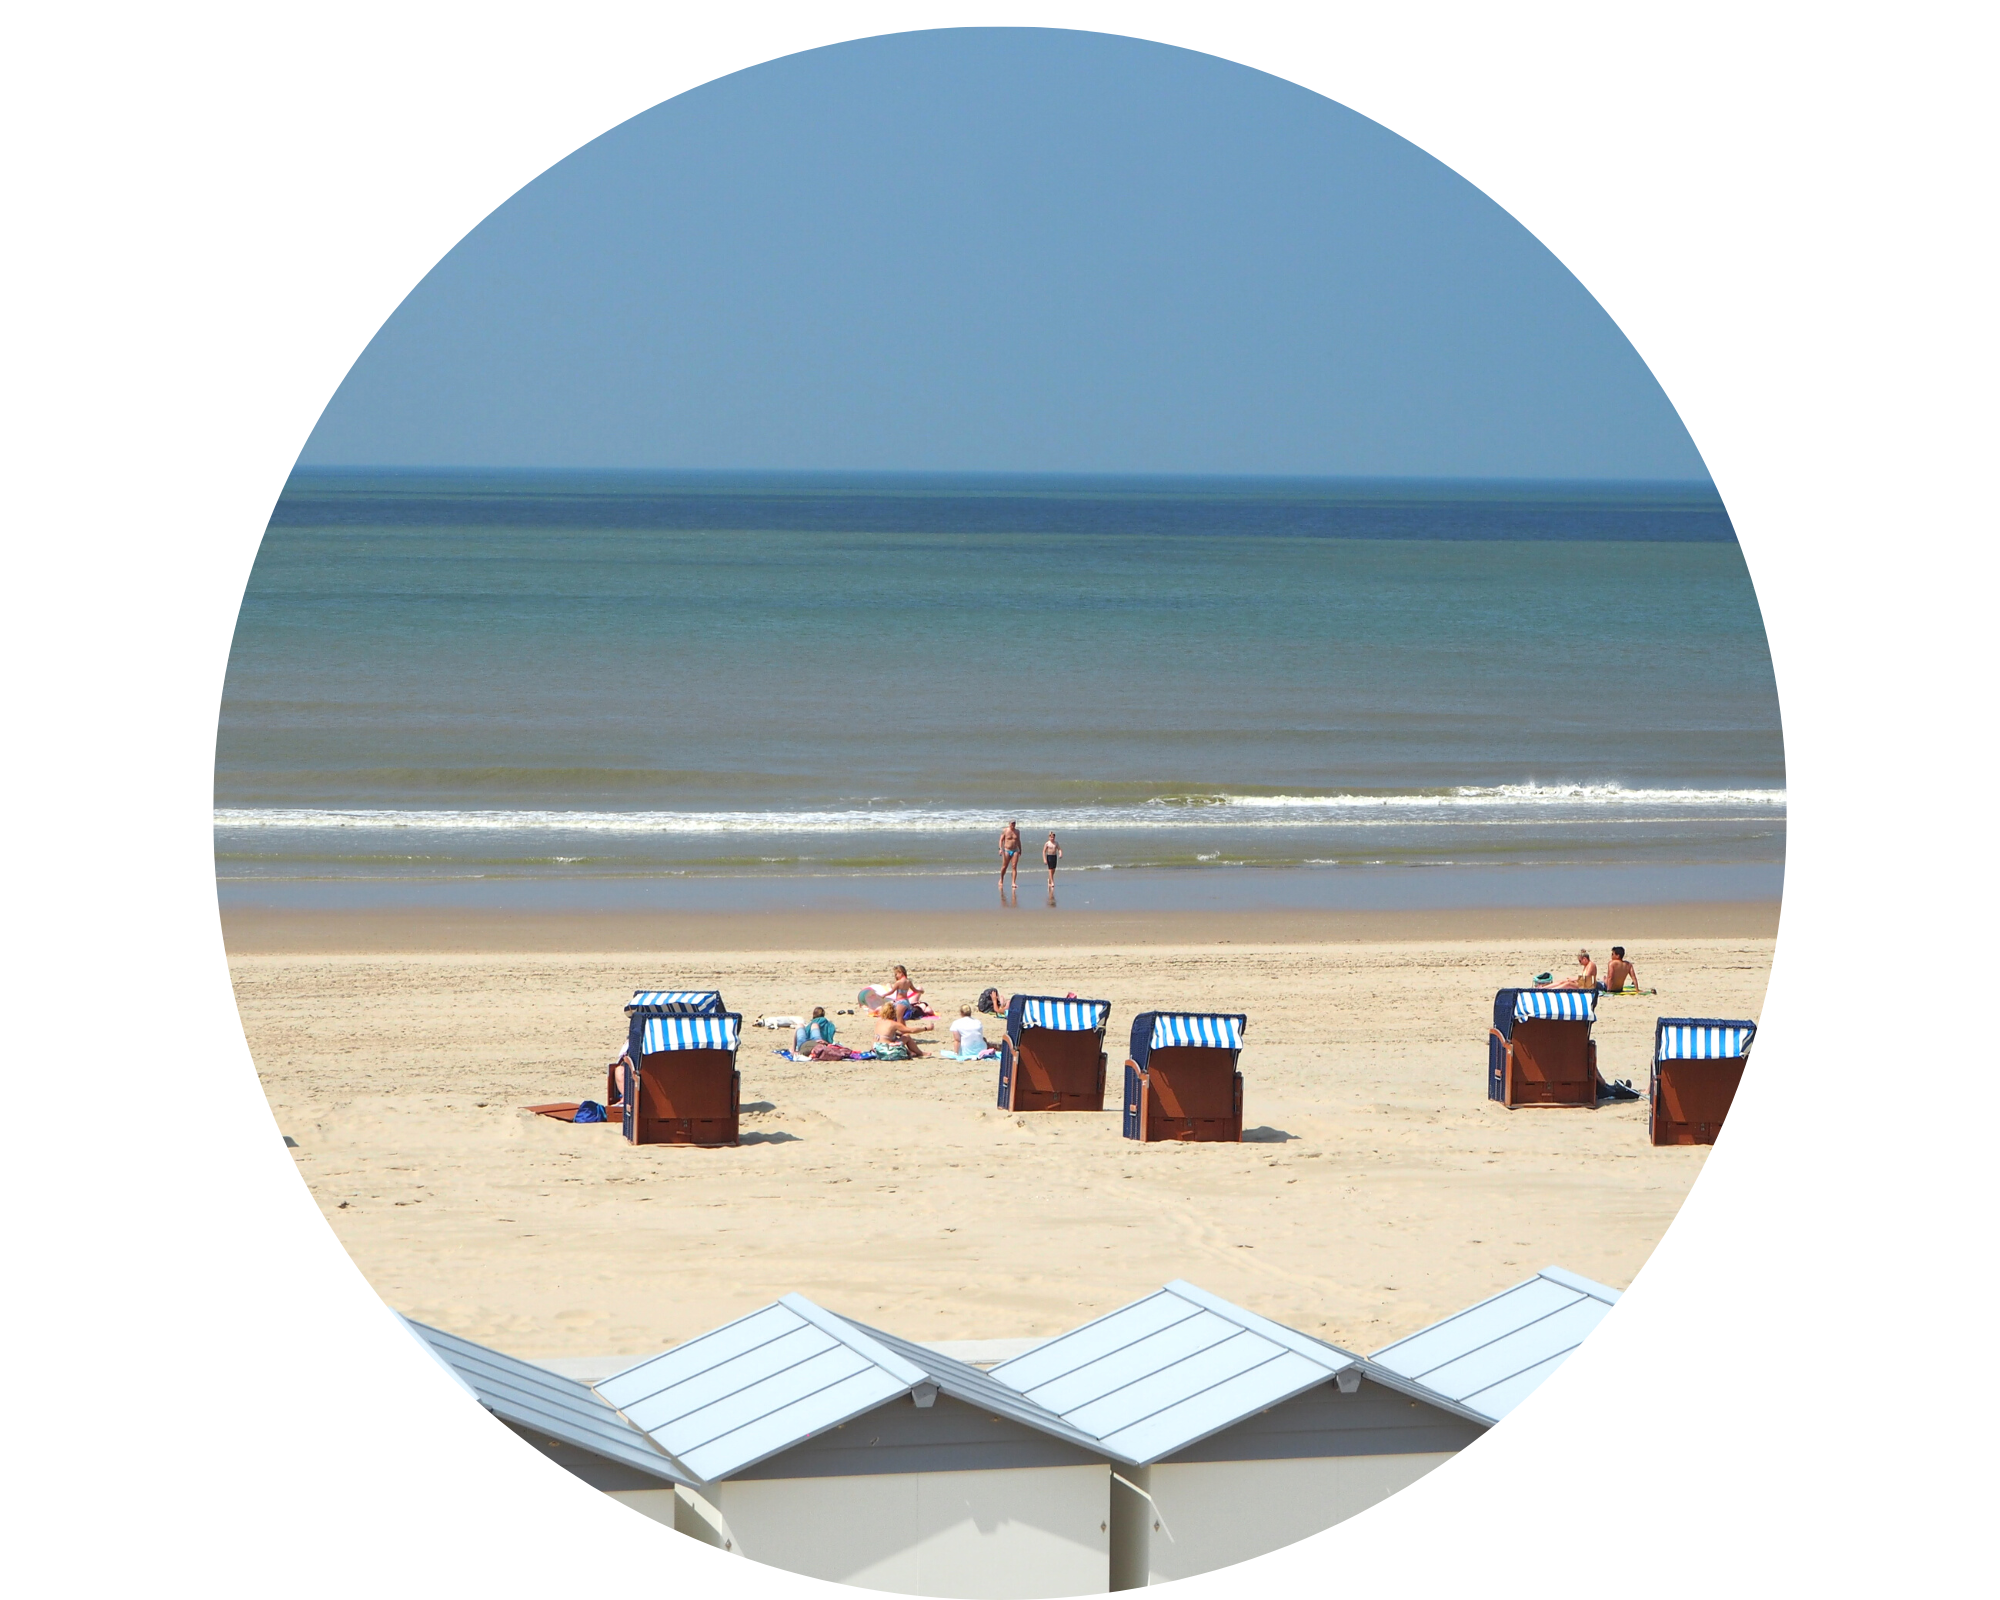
1043 831 1063 893
998 820 1023 891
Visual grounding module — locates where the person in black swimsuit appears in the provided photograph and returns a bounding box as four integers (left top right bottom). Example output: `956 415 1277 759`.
1043 831 1062 892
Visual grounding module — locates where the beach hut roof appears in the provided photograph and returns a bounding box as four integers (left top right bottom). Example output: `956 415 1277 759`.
986 1280 1471 1466
403 1317 689 1486
1654 1017 1757 1060
1367 1266 1621 1422
594 1294 1103 1484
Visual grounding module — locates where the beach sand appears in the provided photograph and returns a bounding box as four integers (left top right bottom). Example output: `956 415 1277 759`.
228 902 1776 1362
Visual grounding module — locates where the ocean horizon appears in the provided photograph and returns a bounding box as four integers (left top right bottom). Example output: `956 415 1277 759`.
218 469 1783 912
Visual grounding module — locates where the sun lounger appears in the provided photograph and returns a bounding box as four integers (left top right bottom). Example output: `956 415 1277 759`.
996 995 1111 1111
1122 1011 1246 1142
1488 988 1599 1108
1650 1017 1755 1145
619 994 741 1146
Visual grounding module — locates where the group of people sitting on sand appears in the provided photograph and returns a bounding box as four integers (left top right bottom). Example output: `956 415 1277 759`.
1537 946 1651 995
775 966 999 1062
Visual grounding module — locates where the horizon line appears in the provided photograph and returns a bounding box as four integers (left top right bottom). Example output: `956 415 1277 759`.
286 464 1719 488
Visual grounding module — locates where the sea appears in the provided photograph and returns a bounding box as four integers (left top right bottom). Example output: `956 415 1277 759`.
215 471 1785 913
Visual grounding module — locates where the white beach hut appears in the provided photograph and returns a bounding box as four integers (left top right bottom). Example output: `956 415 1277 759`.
1367 1265 1622 1421
985 1281 1488 1589
595 1294 1114 1598
404 1318 694 1529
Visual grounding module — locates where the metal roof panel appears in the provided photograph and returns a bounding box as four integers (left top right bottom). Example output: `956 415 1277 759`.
596 1302 802 1411
1369 1278 1583 1381
1098 1350 1337 1464
988 1283 1357 1465
404 1319 688 1485
1457 1349 1577 1420
1020 1311 1245 1415
656 1344 876 1456
1536 1266 1621 1304
1367 1267 1622 1422
615 1324 842 1435
1415 1299 1612 1405
987 1291 1201 1392
679 1366 913 1483
1063 1332 1281 1440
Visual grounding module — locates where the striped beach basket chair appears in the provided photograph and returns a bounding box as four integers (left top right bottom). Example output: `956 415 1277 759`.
619 994 742 1147
996 995 1111 1112
610 990 728 1105
1650 1017 1755 1146
1488 988 1599 1109
1122 1011 1246 1142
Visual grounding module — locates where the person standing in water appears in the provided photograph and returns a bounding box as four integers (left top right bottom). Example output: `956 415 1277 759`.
998 820 1023 891
1043 831 1063 892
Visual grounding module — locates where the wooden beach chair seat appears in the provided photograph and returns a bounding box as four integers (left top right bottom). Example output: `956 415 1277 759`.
1487 988 1599 1108
995 995 1111 1111
1650 1017 1755 1146
618 990 739 1146
1121 1011 1246 1142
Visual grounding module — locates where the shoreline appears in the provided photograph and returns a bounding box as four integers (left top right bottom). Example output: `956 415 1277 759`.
221 898 1780 955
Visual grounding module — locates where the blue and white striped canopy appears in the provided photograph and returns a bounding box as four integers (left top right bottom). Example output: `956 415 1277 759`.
1657 1022 1754 1061
1514 990 1595 1023
1021 998 1110 1032
629 990 724 1014
1149 1014 1244 1050
641 1015 739 1053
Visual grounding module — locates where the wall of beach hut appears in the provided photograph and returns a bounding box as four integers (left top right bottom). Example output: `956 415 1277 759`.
1105 1380 1480 1588
673 1462 1109 1598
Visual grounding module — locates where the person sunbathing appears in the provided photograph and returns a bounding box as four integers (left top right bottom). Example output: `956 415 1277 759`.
873 1010 927 1059
1605 947 1648 993
1552 950 1600 991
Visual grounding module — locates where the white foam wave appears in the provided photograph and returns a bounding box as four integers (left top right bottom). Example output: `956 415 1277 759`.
213 783 1784 836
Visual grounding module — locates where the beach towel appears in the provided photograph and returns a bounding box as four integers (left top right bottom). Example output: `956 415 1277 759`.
939 1047 1000 1062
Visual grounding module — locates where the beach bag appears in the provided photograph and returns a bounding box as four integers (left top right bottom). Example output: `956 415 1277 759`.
573 1100 608 1124
977 988 1002 1014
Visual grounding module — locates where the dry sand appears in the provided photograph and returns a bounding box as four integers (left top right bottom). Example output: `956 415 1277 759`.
228 903 1776 1363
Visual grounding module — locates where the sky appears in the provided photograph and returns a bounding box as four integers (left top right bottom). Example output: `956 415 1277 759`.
300 27 1709 480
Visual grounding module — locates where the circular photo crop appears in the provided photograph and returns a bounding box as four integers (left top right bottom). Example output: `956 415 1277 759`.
220 27 1783 1596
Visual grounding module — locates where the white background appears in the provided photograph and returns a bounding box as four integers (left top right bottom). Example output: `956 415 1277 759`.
5 3 1992 1594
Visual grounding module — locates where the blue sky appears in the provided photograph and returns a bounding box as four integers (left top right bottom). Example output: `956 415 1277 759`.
301 27 1708 480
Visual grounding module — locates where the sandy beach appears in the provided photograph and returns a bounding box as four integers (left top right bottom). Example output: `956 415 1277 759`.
229 902 1775 1363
